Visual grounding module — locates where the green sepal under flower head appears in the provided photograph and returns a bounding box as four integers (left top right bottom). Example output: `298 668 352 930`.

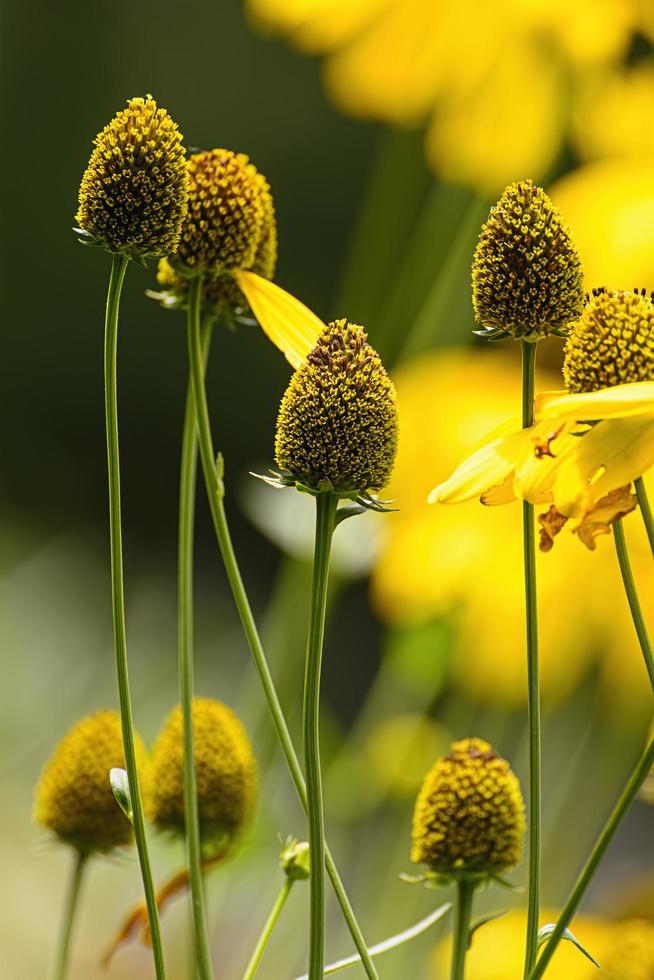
145 697 257 850
171 148 276 281
411 738 525 884
75 95 188 260
472 178 584 342
280 836 311 880
564 288 654 393
273 319 398 501
251 468 397 517
33 710 149 854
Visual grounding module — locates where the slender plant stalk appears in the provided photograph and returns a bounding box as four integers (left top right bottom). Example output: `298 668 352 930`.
242 879 294 980
178 316 215 980
185 277 379 980
635 477 654 557
521 340 541 977
304 492 338 979
47 850 88 980
613 519 654 689
104 252 166 978
450 880 475 980
528 735 654 979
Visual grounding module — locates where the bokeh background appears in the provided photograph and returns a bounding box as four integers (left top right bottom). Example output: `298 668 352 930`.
3 0 654 977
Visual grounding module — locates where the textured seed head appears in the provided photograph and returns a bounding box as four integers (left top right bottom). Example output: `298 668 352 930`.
472 179 584 340
175 149 276 278
601 919 654 979
274 319 398 494
146 698 256 845
34 710 147 853
564 289 654 392
411 738 525 875
76 96 188 259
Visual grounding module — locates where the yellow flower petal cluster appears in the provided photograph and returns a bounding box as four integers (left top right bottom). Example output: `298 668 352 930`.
147 698 256 845
34 710 147 853
275 318 398 493
601 920 654 979
411 737 525 875
76 96 188 259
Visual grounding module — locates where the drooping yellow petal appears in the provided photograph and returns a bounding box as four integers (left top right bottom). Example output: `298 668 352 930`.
429 427 536 505
537 383 654 421
235 270 325 369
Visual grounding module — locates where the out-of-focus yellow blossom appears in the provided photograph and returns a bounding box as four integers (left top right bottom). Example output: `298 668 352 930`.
363 713 449 798
600 919 654 979
370 349 654 709
246 0 640 192
573 62 654 162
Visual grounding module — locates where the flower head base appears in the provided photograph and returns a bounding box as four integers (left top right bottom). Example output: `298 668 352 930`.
273 319 398 500
411 737 525 880
34 710 147 854
472 179 584 341
146 698 256 847
75 96 188 260
173 149 276 279
564 289 654 393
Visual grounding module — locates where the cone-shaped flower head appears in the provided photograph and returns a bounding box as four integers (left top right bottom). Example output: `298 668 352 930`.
146 698 256 845
411 737 525 876
34 710 147 853
564 289 654 393
472 179 584 341
174 149 276 279
76 96 188 259
601 919 654 979
275 319 398 494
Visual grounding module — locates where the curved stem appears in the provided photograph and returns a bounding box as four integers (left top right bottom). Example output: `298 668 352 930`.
104 253 166 979
185 277 379 980
47 850 87 980
450 880 475 980
635 477 654 557
178 316 215 980
521 340 541 977
242 879 294 980
613 519 654 690
304 493 338 979
528 735 654 979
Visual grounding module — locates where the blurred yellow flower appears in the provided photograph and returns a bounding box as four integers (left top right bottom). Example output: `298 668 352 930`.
370 348 654 709
573 61 654 162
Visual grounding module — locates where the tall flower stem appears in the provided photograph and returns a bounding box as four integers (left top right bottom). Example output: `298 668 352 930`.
47 850 87 980
178 315 215 980
185 277 379 980
242 879 294 980
528 735 654 979
304 492 338 979
104 252 166 978
521 339 541 978
613 519 654 689
450 879 475 980
635 477 654 557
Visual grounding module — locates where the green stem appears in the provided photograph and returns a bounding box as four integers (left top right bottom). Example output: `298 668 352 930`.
242 879 294 980
613 519 654 689
178 316 215 980
528 735 654 979
450 880 475 980
103 253 166 979
47 850 87 980
521 340 541 978
304 493 338 979
185 277 379 980
635 477 654 557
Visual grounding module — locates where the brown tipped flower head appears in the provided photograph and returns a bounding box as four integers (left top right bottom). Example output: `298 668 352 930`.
34 710 147 853
601 919 654 979
472 179 584 341
411 738 525 876
147 698 256 845
76 96 188 259
274 319 398 494
174 149 276 278
564 289 654 393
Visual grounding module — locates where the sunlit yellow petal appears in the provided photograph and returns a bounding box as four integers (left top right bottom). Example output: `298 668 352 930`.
537 383 654 421
235 270 325 369
245 0 390 55
573 61 654 161
514 424 582 503
430 427 537 505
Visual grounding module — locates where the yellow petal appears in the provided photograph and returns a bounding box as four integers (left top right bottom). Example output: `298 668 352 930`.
515 423 587 503
235 271 325 369
537 383 654 421
429 427 534 505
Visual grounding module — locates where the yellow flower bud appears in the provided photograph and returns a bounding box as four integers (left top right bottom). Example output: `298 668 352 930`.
76 96 188 259
34 710 146 853
411 738 525 877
